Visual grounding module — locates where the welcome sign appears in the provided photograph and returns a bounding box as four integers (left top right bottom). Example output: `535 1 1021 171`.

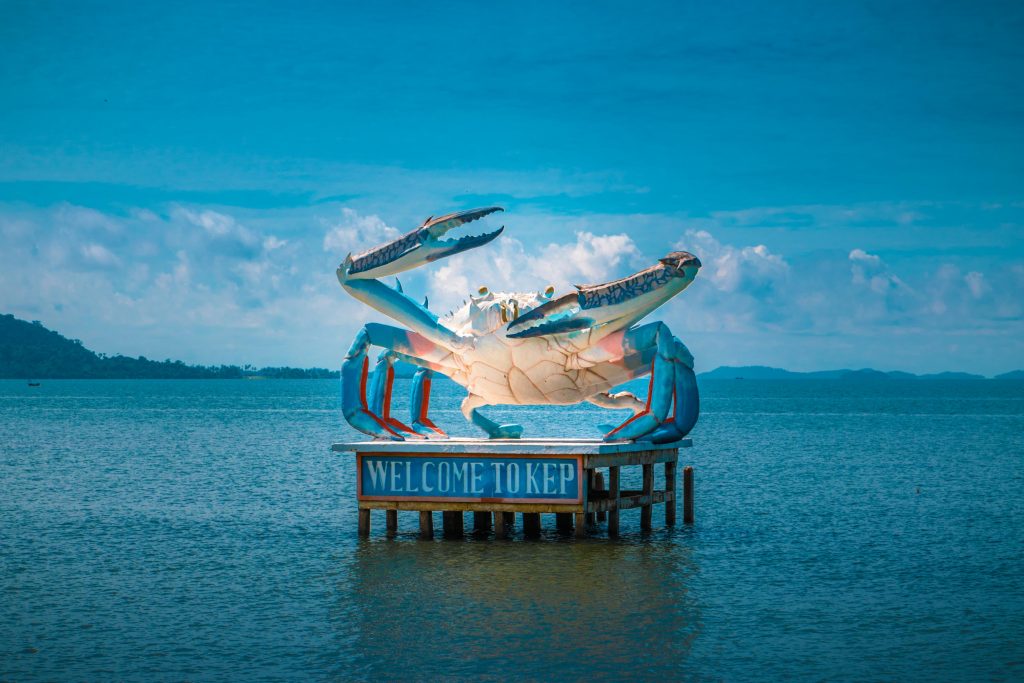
357 454 583 503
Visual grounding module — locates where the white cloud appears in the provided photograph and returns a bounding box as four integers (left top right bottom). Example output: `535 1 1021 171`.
322 208 400 254
80 243 121 268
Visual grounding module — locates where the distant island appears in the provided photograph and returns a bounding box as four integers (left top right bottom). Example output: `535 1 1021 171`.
2 314 1021 380
0 314 339 379
699 365 1024 381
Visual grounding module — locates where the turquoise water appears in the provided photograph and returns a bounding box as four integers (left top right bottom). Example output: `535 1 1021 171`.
1 378 1022 681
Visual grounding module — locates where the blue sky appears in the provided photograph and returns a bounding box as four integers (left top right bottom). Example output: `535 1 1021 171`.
1 0 1022 373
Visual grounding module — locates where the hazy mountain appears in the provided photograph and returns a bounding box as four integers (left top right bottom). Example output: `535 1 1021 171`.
700 365 996 381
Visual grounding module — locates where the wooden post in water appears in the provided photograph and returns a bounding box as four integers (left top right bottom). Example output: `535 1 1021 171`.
494 510 508 539
595 471 607 522
442 511 464 538
386 509 398 538
608 466 621 537
522 512 541 537
419 511 433 539
473 511 491 533
586 471 597 525
358 509 370 537
556 512 573 533
574 512 586 539
683 466 694 524
665 461 677 526
640 463 654 530
502 511 515 530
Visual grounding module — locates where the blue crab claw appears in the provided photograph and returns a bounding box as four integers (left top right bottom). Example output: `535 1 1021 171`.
506 251 702 339
339 207 504 281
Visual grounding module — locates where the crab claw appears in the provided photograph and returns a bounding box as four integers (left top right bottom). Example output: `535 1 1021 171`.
339 207 504 281
506 251 701 339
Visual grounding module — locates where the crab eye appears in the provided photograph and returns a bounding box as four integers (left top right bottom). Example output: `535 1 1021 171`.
511 300 519 319
543 285 555 298
478 285 489 295
499 303 508 323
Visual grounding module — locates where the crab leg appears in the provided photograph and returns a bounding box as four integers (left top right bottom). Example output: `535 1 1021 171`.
631 336 698 443
461 394 523 439
599 322 699 442
342 323 455 440
409 367 448 438
367 352 424 439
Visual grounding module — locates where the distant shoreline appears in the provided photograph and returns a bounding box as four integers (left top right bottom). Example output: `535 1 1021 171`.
3 314 1021 381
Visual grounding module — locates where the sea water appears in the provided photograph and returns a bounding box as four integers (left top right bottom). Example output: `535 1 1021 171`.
1 378 1022 681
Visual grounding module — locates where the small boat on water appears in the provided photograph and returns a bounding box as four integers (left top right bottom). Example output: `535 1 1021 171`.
27 381 40 387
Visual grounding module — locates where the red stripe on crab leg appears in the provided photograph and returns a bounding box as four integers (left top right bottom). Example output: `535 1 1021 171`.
351 355 402 438
380 363 423 438
605 364 655 438
410 368 448 438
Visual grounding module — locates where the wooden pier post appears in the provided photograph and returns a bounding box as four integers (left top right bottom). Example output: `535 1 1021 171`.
523 512 541 537
665 461 677 526
574 512 586 539
442 511 464 538
556 512 573 533
502 511 515 530
358 508 370 537
640 463 653 530
473 511 491 533
595 471 607 522
586 471 597 525
607 466 620 537
683 466 694 524
386 509 398 538
419 511 433 539
494 510 509 539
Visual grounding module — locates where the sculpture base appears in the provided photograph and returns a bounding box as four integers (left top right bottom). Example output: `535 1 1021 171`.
331 438 694 539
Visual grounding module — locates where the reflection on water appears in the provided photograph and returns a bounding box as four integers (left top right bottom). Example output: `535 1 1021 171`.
336 532 700 679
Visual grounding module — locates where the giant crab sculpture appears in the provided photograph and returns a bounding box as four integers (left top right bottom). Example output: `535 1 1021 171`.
337 207 701 443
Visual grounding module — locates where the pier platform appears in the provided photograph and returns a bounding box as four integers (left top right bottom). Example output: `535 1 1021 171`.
331 438 694 539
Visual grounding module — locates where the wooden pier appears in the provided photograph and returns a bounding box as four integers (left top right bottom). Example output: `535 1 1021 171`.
331 439 693 539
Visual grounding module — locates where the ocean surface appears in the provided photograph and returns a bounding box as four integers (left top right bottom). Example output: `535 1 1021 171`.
1 378 1022 681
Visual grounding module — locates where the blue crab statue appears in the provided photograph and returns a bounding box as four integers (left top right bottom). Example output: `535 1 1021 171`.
337 207 701 444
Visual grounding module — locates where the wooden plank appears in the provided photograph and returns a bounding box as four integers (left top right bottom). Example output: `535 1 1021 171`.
640 463 653 530
473 511 491 533
419 511 433 539
522 512 541 537
385 509 398 538
665 461 677 526
358 508 370 538
595 470 607 522
359 500 584 513
589 491 670 512
556 512 573 533
584 448 682 469
684 466 694 524
494 510 508 539
334 438 689 456
608 466 620 537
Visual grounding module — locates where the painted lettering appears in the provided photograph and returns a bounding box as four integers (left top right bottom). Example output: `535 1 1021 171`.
452 462 468 493
438 461 450 492
561 462 577 493
506 462 520 494
526 462 540 494
405 460 419 493
543 462 555 494
367 459 388 489
422 461 435 492
492 462 504 494
471 462 484 495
